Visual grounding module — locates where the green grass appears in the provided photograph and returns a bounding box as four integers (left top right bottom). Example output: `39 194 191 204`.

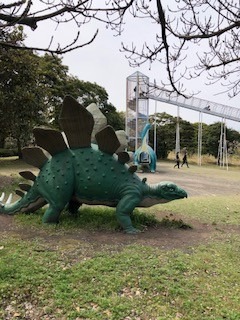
155 195 240 226
0 175 25 196
0 158 36 195
0 157 38 176
15 206 191 232
1 158 240 319
0 237 240 319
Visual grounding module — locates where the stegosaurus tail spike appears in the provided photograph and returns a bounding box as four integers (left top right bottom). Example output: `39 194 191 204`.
117 152 130 164
19 183 31 192
33 127 67 156
22 147 49 169
19 171 36 181
59 95 94 148
128 165 138 173
15 189 25 198
95 126 121 154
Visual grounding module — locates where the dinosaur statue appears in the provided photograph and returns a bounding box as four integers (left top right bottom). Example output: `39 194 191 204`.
0 96 187 234
134 123 157 172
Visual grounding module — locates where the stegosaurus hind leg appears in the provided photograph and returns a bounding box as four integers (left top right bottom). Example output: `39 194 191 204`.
42 204 64 224
67 199 82 216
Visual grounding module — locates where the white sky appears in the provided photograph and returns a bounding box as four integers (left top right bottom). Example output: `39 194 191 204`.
24 1 240 131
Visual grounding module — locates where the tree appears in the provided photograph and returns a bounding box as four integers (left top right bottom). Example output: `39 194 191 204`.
179 120 196 154
148 112 195 159
0 27 46 155
147 112 239 159
192 122 209 155
204 122 240 158
38 57 124 130
99 104 125 130
148 112 174 158
37 54 69 125
67 80 125 130
0 34 124 154
1 1 239 97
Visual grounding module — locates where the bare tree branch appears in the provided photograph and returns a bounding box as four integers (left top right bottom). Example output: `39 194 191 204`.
0 1 25 11
0 29 98 54
1 0 240 97
120 0 240 97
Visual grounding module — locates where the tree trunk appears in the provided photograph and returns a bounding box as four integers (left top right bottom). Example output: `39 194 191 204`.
0 137 5 148
17 138 22 159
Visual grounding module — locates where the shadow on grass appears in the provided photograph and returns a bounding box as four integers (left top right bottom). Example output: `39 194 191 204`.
15 206 192 232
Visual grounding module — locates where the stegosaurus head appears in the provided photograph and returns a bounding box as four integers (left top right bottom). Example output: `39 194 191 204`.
156 181 188 201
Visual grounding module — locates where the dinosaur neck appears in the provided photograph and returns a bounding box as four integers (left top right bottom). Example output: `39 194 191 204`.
140 183 170 207
142 183 160 197
140 124 150 152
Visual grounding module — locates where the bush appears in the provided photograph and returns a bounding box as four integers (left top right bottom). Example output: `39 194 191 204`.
0 148 18 157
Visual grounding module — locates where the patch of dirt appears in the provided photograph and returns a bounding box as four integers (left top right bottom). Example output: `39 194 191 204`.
0 163 239 252
0 213 235 253
0 175 15 188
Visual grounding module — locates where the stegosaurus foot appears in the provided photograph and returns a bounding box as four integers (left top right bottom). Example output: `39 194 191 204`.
124 227 142 234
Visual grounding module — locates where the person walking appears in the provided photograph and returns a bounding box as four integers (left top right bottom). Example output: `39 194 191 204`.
181 152 189 168
174 152 180 169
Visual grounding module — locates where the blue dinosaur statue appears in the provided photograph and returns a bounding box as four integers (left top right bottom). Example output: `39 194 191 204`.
134 123 157 173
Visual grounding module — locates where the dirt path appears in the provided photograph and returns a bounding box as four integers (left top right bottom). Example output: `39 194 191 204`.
138 162 240 197
0 162 239 251
0 212 222 251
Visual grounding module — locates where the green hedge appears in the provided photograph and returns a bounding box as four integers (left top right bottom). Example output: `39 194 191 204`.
0 148 18 157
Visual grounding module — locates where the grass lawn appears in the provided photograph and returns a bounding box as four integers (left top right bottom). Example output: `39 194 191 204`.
1 236 240 320
0 158 240 319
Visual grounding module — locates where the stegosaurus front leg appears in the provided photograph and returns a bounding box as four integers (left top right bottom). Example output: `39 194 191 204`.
116 194 142 234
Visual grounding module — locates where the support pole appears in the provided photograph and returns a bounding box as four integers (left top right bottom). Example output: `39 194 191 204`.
198 112 203 166
217 118 228 170
175 106 180 153
217 119 224 167
153 99 157 154
223 119 229 171
135 74 139 152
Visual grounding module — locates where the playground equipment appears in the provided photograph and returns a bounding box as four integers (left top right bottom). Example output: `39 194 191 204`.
126 71 240 168
126 72 149 152
134 123 157 172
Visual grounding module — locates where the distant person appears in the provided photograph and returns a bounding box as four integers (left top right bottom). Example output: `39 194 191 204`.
174 152 180 169
181 152 189 168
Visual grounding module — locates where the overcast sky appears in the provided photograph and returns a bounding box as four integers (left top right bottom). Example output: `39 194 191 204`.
25 1 240 130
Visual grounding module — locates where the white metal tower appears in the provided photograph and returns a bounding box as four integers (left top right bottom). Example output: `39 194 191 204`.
126 72 149 151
